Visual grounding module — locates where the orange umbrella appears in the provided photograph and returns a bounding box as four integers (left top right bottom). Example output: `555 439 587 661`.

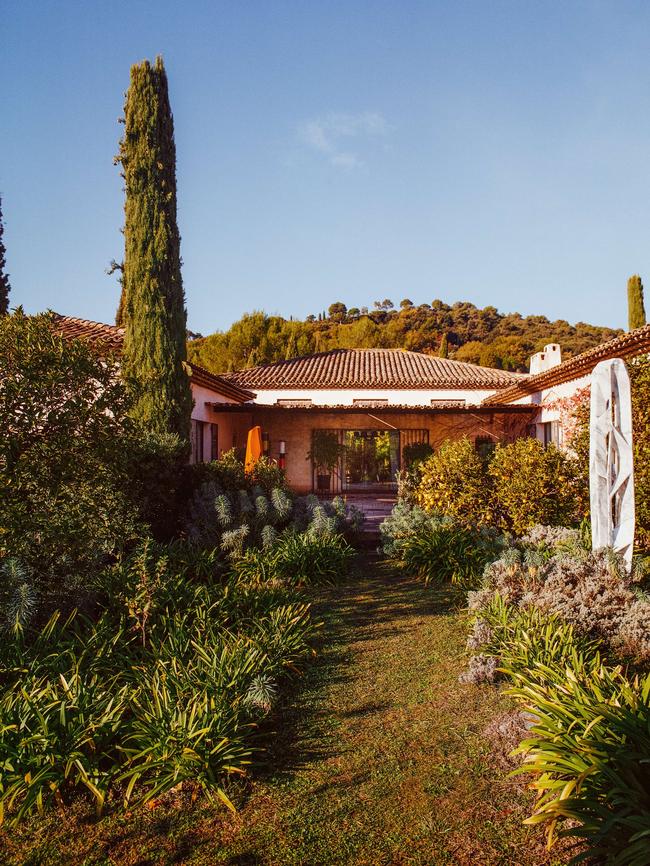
245 426 263 472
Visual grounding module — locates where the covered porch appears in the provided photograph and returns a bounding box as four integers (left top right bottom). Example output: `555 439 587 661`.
209 403 536 494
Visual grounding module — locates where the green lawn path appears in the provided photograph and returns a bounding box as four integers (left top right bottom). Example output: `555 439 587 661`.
5 565 573 866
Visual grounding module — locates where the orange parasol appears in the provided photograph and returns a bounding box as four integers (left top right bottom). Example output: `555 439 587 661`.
245 425 263 472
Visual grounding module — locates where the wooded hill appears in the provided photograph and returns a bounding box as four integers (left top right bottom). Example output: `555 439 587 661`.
187 299 621 374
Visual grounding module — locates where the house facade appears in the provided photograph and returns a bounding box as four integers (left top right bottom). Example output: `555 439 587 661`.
56 313 650 493
483 326 650 447
213 349 536 493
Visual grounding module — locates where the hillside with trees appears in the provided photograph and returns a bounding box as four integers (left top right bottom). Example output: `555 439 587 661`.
187 298 622 374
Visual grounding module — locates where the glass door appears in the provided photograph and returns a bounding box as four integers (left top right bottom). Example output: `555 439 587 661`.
343 430 400 490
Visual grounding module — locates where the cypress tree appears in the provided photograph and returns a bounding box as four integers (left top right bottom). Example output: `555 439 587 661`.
117 57 192 443
628 274 647 331
439 333 449 358
0 195 10 315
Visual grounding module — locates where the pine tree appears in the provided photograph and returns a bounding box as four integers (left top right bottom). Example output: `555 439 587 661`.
628 274 647 331
117 57 192 442
0 195 11 315
439 333 449 358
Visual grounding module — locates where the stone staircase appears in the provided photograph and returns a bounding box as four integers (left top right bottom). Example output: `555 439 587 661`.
342 494 396 560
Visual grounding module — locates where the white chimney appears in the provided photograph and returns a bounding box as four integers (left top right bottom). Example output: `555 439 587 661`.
529 343 562 375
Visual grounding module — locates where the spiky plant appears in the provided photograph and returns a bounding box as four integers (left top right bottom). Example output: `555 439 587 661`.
1 558 37 634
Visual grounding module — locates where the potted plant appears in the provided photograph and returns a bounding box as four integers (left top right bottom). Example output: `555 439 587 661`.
307 430 346 492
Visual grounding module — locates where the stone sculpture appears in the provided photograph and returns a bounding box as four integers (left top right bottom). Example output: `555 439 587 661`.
589 358 635 569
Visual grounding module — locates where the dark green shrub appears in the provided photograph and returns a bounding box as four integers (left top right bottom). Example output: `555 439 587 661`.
233 530 356 586
402 441 434 468
0 311 143 605
400 517 505 586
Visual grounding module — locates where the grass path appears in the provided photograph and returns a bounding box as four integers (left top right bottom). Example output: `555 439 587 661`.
5 566 571 866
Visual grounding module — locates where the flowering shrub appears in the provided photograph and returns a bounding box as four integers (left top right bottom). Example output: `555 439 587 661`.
488 438 580 534
416 438 491 525
413 437 582 535
468 532 650 667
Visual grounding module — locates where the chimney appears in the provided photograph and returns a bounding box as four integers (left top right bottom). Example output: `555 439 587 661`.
529 343 561 375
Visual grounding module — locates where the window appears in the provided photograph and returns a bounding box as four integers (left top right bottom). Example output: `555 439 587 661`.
542 421 561 448
210 423 218 461
191 419 205 464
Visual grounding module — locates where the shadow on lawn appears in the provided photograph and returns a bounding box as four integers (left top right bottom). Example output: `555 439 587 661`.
248 563 464 791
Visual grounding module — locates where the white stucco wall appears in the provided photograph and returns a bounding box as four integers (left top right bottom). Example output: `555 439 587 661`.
508 374 591 447
249 387 500 406
189 383 252 463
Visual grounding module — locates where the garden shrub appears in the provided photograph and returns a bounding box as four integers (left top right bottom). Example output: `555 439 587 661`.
395 443 434 505
0 310 144 607
488 438 580 534
0 539 317 824
465 581 650 864
506 650 650 866
469 536 650 667
400 518 505 586
187 475 363 554
378 502 433 558
234 530 356 587
413 436 583 535
416 438 491 525
402 441 434 468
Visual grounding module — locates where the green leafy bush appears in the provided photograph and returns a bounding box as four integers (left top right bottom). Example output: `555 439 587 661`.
413 436 582 535
399 518 505 586
402 441 434 468
233 530 356 587
488 438 580 534
416 438 491 525
0 311 145 606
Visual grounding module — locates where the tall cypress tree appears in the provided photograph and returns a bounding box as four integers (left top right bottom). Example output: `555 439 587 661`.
628 274 647 331
0 195 10 315
439 333 449 358
117 57 192 443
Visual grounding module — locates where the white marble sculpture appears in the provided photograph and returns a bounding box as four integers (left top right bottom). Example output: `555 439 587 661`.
589 358 635 569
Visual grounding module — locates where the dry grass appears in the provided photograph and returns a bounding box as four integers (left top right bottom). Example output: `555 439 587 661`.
2 565 574 865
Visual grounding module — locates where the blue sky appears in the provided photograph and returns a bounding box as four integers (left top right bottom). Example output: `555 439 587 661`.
2 0 650 334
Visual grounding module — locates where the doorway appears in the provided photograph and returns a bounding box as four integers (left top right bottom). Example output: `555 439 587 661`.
342 430 400 491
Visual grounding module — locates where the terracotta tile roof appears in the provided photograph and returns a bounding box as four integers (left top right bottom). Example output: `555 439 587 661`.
483 323 650 406
52 313 125 350
222 348 525 390
51 313 255 404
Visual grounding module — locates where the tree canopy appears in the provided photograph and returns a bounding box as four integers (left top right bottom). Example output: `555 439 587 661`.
117 56 192 443
188 299 621 375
